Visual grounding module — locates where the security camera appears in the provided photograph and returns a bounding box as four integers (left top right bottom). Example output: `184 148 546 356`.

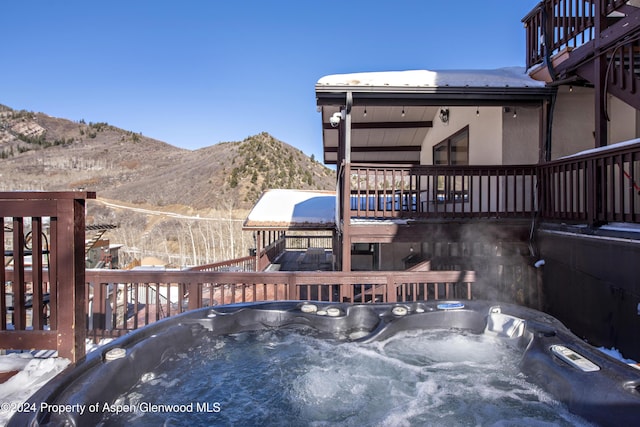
329 112 341 128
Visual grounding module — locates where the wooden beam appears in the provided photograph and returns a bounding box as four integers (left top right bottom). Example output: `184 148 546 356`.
324 145 421 153
0 330 58 350
324 121 432 130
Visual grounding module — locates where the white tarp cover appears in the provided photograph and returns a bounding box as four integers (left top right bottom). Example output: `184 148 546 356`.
243 189 336 229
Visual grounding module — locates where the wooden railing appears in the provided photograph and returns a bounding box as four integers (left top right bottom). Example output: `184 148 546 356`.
349 142 640 225
285 235 333 250
84 269 475 341
1 191 94 362
523 0 595 69
538 140 640 224
188 255 256 272
348 164 537 220
4 267 475 345
523 0 631 70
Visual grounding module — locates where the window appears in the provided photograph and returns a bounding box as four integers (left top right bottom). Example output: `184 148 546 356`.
433 127 469 202
433 126 469 165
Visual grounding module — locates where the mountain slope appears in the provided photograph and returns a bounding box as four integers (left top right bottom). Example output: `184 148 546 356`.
0 104 335 266
0 105 334 210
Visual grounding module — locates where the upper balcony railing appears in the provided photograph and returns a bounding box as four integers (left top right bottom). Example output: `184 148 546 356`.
347 139 640 225
348 164 537 220
523 0 629 70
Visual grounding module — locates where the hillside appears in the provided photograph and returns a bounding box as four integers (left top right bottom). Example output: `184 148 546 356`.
0 104 335 266
0 105 334 209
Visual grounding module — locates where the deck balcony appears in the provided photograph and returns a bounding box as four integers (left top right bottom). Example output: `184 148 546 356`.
346 163 537 220
344 139 640 224
523 0 640 110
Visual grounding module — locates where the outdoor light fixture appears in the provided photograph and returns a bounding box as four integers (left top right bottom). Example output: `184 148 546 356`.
363 107 367 117
329 112 342 127
476 107 479 117
504 107 517 118
439 108 449 123
401 107 405 117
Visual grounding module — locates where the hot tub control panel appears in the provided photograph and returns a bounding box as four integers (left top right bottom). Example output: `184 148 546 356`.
550 345 600 372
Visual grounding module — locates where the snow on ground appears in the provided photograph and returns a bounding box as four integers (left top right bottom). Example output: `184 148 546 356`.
598 347 640 368
0 339 112 426
0 354 70 426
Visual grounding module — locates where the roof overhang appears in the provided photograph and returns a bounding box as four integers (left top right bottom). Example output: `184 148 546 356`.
316 68 556 165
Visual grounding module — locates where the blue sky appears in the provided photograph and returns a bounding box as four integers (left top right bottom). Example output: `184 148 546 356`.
1 1 539 162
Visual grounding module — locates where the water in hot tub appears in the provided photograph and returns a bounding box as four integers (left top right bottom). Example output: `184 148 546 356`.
99 327 594 426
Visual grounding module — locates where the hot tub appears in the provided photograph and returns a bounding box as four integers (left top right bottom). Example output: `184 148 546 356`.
10 300 640 426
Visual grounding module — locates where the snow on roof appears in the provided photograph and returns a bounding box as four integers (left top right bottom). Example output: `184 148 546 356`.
243 189 336 230
316 67 545 89
558 138 640 159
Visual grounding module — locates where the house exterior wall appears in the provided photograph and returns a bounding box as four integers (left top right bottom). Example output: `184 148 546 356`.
609 94 639 144
502 106 540 164
551 86 639 160
420 107 503 165
551 86 594 159
420 106 541 166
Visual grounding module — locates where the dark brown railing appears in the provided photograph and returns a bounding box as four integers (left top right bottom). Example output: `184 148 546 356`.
84 269 474 341
348 164 537 220
285 235 333 250
188 255 256 272
524 0 595 69
523 0 630 70
538 140 640 224
1 191 94 362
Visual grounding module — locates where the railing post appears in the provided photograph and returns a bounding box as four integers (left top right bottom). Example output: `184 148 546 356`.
188 282 201 311
31 217 44 330
387 274 396 303
0 224 5 331
55 196 89 362
587 158 597 225
287 273 297 300
12 218 26 330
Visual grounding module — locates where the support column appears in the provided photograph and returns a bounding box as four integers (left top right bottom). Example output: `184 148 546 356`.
341 92 353 272
594 0 609 148
342 165 351 272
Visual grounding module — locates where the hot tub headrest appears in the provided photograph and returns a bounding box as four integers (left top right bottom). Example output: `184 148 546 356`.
485 306 525 338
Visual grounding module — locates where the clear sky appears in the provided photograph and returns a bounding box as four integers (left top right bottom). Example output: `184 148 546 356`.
1 1 539 162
